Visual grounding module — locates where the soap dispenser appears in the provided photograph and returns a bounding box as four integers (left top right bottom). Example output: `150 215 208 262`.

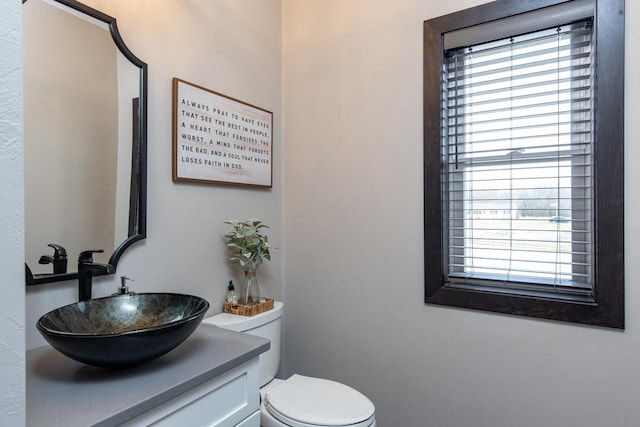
113 276 135 296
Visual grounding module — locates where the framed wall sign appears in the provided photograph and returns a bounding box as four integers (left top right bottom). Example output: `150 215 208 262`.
172 78 273 187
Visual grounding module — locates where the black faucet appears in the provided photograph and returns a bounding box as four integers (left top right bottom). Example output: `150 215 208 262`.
77 250 115 301
38 243 68 274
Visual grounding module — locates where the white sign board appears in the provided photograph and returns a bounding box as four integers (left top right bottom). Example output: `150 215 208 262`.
172 78 272 187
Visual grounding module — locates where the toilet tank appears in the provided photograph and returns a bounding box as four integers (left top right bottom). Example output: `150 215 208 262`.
202 301 283 387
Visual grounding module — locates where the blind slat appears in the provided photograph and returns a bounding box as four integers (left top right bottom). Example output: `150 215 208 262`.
447 50 592 83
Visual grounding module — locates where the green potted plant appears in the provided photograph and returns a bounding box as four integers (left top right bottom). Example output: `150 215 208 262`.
224 219 272 305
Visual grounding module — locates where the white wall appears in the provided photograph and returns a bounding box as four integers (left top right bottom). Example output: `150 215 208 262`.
283 1 640 426
0 0 25 424
25 0 284 349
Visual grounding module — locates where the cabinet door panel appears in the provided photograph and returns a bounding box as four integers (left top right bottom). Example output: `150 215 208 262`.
122 358 260 427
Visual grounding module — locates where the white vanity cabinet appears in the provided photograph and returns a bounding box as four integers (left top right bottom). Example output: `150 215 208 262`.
27 324 269 427
122 358 260 427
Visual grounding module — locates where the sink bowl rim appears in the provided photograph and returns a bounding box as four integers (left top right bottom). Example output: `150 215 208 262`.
36 292 210 338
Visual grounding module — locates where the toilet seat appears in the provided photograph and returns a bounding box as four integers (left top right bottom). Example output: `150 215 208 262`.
263 374 376 427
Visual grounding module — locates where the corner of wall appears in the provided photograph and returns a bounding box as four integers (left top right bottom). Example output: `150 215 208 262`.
0 1 26 424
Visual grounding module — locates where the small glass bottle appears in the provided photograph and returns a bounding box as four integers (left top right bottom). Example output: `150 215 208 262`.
226 280 238 304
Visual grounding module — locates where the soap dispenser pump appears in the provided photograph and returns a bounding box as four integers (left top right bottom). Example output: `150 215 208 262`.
114 276 135 295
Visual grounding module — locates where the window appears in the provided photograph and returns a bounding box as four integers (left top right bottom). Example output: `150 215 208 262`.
423 0 624 328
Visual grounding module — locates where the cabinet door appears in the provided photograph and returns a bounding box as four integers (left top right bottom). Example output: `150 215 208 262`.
235 410 260 427
122 358 260 427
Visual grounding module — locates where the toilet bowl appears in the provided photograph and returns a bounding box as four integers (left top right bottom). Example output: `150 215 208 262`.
203 301 376 427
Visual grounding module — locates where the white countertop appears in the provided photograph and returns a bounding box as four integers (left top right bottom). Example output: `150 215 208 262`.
27 323 269 427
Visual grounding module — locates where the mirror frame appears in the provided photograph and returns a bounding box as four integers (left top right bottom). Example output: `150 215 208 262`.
24 0 147 286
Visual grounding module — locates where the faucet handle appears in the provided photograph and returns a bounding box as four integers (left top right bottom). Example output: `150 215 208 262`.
78 249 104 263
47 243 67 258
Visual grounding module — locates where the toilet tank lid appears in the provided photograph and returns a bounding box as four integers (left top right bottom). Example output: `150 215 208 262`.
203 300 283 332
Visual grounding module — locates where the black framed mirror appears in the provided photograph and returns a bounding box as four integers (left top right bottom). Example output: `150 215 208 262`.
23 0 147 286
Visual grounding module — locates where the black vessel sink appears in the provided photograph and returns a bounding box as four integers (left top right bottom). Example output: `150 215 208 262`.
37 293 209 368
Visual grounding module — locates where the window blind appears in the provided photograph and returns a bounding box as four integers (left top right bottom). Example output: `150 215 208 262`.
443 20 594 294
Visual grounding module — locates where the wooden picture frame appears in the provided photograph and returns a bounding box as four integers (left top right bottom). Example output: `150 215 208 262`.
172 78 273 187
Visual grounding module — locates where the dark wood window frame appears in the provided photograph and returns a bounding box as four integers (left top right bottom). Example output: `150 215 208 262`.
423 0 625 328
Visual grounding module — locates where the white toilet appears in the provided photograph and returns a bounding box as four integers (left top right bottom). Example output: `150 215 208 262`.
203 301 376 427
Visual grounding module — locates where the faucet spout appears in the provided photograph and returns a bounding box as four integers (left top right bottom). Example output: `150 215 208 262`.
78 250 115 301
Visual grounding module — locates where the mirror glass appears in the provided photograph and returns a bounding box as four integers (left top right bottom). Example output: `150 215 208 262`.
23 0 146 285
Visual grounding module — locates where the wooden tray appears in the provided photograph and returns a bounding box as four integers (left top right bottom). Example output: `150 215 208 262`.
223 297 274 316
